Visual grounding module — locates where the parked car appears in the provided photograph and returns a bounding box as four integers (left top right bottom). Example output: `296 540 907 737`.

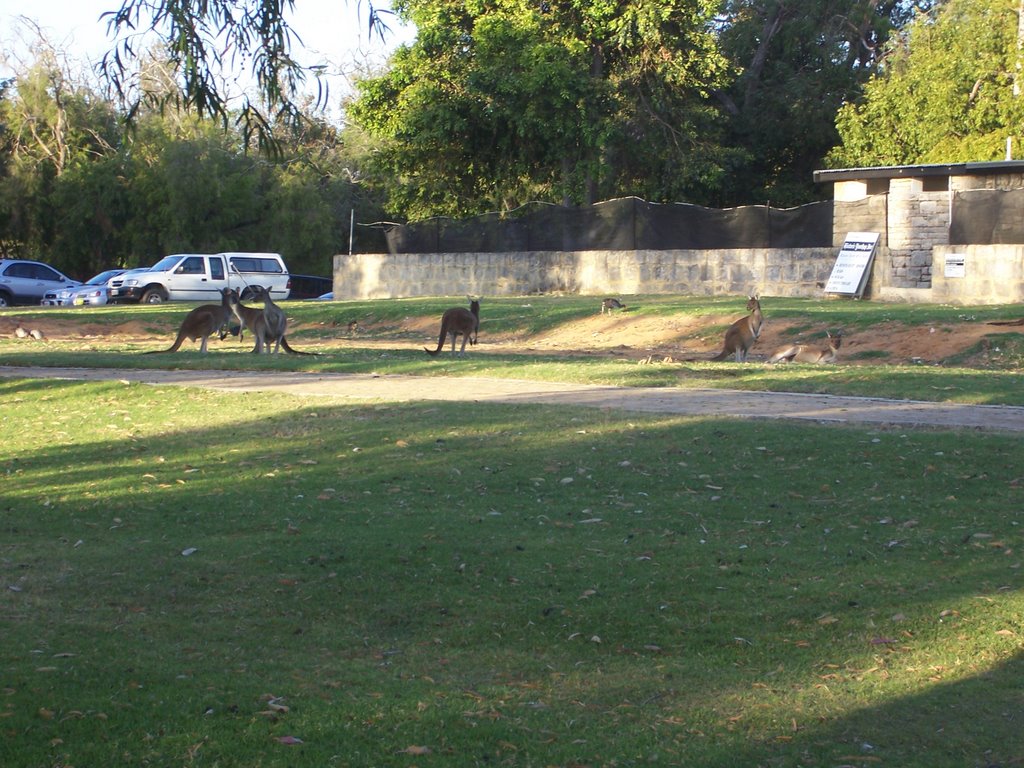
0 259 80 307
108 252 290 304
308 291 334 301
43 269 126 307
288 274 333 300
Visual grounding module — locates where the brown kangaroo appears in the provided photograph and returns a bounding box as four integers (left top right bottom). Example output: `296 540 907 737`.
601 297 626 314
767 330 842 364
425 298 480 357
145 288 236 354
709 295 763 362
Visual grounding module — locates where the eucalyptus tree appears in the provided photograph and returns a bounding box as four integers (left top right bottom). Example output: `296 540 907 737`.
100 0 389 155
714 0 918 204
829 0 1024 167
347 0 734 219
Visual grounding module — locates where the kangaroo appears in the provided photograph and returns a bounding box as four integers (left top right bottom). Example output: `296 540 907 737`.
228 285 315 355
425 297 481 357
601 297 626 314
145 288 235 354
709 294 763 362
256 284 316 355
228 286 270 353
767 330 842 364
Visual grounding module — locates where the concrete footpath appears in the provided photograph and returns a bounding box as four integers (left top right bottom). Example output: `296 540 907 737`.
3 365 1024 432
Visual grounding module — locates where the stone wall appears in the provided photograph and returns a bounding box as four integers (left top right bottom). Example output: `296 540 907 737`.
886 180 949 288
930 245 1024 304
333 248 837 300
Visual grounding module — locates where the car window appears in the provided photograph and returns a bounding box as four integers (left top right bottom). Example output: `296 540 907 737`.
209 257 225 281
33 264 63 282
176 257 205 274
4 262 37 278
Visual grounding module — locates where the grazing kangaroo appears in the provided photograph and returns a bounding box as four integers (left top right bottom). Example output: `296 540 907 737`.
145 288 235 354
425 297 481 357
709 295 764 362
601 297 626 314
767 331 842 364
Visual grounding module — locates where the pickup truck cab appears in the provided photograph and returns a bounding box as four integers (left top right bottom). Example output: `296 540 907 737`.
109 252 290 304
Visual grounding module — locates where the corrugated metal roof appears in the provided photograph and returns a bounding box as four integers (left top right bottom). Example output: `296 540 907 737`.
813 160 1024 183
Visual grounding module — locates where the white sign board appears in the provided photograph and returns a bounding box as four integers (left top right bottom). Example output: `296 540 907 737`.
945 254 966 278
825 232 879 298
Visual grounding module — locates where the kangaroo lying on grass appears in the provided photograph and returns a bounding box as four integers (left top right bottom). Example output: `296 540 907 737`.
227 285 315 355
145 287 235 354
767 330 842 364
425 297 481 357
709 295 763 362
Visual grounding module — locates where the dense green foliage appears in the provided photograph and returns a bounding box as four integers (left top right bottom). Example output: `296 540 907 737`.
349 0 911 213
830 0 1024 166
0 47 384 279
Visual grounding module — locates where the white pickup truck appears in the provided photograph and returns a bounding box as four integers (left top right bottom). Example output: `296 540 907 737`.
108 252 291 304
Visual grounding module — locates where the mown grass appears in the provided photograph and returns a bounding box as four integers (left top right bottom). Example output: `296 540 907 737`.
3 294 1024 405
2 378 1023 767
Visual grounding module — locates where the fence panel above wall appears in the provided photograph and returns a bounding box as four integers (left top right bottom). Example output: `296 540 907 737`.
370 197 834 254
950 189 1024 244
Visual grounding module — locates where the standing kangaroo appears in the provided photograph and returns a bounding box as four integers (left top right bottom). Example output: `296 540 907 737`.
228 286 270 353
709 295 763 362
257 284 315 355
767 331 842 364
228 285 314 355
145 288 236 354
425 297 481 357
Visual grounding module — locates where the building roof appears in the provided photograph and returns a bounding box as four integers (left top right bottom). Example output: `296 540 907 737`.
813 160 1024 184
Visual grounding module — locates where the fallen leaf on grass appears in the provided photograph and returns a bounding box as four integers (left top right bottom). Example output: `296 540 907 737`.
276 735 303 745
397 745 432 755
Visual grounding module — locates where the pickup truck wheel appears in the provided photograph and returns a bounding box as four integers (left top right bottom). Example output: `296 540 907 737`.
141 288 167 304
0 291 11 307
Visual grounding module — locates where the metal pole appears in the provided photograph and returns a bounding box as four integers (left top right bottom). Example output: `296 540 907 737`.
349 209 355 256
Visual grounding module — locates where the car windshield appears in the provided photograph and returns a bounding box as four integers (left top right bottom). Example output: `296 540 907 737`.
85 270 123 285
149 255 184 271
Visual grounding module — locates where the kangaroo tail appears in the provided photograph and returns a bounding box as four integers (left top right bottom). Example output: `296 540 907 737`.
424 319 448 356
987 318 1024 326
143 331 185 354
709 349 730 361
280 336 317 356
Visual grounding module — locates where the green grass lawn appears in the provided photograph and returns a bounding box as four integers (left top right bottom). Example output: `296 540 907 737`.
2 376 1022 767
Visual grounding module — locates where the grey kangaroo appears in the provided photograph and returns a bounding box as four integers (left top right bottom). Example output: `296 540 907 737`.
767 330 842 364
145 288 235 354
257 284 315 355
227 286 270 353
425 297 481 357
709 295 763 362
228 285 314 355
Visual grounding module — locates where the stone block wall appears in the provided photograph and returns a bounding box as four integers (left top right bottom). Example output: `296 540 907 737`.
885 180 949 288
930 245 1024 304
333 248 838 301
